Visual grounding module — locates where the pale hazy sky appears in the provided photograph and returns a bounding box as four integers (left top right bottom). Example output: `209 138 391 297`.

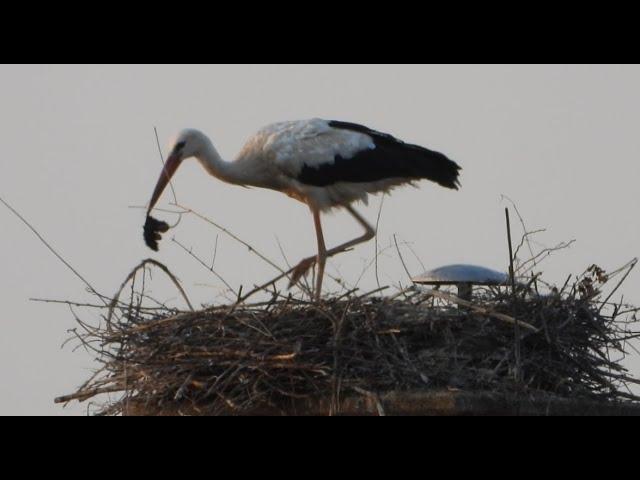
1 65 638 415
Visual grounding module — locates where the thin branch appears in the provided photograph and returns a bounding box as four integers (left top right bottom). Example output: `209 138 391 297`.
107 259 194 326
171 237 237 296
153 126 178 205
501 195 536 262
30 297 167 311
0 194 104 303
374 195 385 289
516 240 576 275
424 288 539 333
505 208 522 384
599 258 638 314
175 203 286 275
399 236 427 274
275 236 292 269
211 235 219 270
393 234 413 281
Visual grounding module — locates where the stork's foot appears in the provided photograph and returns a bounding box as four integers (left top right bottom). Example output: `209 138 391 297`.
288 256 316 289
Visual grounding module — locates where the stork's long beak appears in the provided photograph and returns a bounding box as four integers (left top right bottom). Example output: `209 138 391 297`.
147 153 181 214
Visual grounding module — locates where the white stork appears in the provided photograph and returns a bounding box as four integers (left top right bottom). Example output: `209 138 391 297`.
144 119 461 301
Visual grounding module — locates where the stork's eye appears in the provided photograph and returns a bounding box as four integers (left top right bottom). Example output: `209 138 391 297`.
175 141 186 152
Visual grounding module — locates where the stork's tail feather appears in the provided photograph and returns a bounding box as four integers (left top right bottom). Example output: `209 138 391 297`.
415 149 461 190
326 120 461 190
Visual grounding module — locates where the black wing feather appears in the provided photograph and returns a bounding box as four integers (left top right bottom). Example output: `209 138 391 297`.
298 120 461 190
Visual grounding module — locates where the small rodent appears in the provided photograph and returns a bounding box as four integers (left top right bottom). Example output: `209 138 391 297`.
143 215 170 251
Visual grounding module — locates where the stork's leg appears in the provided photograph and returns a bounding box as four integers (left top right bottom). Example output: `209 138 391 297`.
290 205 376 296
313 209 327 302
289 208 327 301
325 205 376 258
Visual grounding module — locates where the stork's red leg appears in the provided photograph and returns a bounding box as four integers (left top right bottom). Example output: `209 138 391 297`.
324 205 376 258
289 205 375 299
312 209 328 302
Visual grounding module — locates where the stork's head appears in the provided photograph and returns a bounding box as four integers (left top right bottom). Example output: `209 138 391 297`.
170 128 209 161
147 129 206 214
143 129 209 251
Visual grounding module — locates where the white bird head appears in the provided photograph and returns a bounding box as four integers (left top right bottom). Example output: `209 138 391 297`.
171 128 209 160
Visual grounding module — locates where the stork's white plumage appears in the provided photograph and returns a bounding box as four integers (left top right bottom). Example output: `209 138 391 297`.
144 118 461 301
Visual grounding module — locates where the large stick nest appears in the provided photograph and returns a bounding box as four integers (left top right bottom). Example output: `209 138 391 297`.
57 265 640 415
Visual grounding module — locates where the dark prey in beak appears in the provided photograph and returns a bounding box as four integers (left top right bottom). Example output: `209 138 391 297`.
144 151 181 251
144 215 170 251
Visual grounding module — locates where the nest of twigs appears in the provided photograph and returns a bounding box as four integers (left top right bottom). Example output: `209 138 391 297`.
56 262 640 415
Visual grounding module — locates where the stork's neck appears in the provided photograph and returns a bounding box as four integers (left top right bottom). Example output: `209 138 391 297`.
196 138 243 185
